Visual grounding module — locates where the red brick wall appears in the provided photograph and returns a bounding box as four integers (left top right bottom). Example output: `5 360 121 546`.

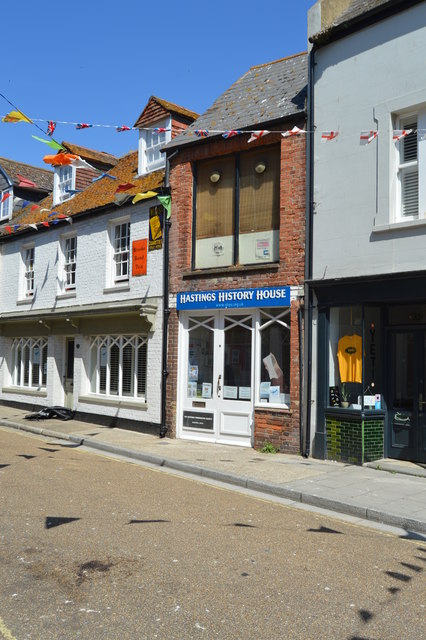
166 125 306 451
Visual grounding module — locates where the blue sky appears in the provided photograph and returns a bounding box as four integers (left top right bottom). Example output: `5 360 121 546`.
1 0 314 169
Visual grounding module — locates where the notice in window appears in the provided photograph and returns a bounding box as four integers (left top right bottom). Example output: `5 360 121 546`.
256 238 270 260
132 239 147 276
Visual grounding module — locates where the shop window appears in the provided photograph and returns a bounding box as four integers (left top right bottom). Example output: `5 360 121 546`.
12 337 47 388
328 306 382 410
90 335 147 400
194 147 280 269
187 317 214 399
259 308 290 407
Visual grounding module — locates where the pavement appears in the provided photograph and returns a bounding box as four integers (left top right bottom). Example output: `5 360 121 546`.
1 404 426 535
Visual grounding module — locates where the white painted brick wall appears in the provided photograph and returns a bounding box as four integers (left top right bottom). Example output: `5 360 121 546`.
0 201 164 426
0 201 163 312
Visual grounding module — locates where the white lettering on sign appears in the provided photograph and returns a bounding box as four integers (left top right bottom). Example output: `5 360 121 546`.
256 288 287 301
218 290 255 302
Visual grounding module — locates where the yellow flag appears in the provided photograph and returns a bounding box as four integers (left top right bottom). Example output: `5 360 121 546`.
2 110 33 124
132 191 158 204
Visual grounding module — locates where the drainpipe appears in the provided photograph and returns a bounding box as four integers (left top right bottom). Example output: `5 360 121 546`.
159 149 179 438
301 44 316 457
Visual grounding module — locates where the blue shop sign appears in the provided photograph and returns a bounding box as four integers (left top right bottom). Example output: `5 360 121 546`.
177 286 290 310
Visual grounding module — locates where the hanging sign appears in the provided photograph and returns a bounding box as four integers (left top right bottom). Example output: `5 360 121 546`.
177 286 290 310
148 205 163 251
132 239 147 276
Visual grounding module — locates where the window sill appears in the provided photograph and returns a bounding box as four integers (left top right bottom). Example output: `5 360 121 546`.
255 404 291 413
16 297 34 306
103 284 131 294
182 262 279 279
78 394 147 410
2 386 47 397
372 217 426 234
56 291 77 300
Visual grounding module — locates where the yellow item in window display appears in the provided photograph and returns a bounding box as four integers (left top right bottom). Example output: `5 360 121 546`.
337 334 362 383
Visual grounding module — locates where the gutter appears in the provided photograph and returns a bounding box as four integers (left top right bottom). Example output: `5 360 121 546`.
301 44 316 458
310 0 424 47
159 148 179 438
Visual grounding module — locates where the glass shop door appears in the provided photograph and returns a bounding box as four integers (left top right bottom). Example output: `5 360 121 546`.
179 311 254 446
387 329 426 463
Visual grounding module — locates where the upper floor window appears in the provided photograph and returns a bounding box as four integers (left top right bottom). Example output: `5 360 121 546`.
112 221 130 284
397 115 418 220
22 246 35 298
0 187 13 221
138 117 171 175
194 146 280 269
54 166 75 205
61 235 77 292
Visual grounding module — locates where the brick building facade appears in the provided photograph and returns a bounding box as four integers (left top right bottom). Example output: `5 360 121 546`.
164 53 307 452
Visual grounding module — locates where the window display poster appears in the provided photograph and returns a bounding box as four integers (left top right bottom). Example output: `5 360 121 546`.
269 386 280 402
202 382 212 399
256 238 270 260
260 381 271 399
188 365 198 381
224 386 238 399
239 386 251 400
188 381 197 397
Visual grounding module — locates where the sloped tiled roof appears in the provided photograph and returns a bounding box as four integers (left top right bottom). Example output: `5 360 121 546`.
61 142 118 167
310 0 423 44
134 96 199 128
164 52 307 151
6 151 164 234
0 157 53 192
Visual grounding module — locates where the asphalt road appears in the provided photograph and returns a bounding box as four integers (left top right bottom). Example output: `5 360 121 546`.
0 427 425 640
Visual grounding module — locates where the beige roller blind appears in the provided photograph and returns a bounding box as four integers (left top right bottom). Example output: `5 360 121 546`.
196 157 235 240
239 147 280 234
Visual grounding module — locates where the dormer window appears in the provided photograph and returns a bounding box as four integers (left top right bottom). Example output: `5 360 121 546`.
54 165 75 205
0 187 13 221
138 117 171 175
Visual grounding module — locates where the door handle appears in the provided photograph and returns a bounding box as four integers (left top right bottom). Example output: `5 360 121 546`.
217 374 222 397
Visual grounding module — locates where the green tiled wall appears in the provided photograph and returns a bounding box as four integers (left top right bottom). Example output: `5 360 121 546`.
326 412 384 465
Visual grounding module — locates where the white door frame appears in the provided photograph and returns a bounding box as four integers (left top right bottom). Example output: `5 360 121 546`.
177 309 255 446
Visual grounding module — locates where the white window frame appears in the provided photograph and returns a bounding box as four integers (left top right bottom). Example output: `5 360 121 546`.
110 219 130 285
256 308 291 408
138 116 171 175
53 165 76 205
21 244 35 299
0 186 13 221
59 233 77 293
396 113 419 221
11 337 47 389
89 334 148 400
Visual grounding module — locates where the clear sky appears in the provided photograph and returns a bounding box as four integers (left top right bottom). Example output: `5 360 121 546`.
1 0 315 170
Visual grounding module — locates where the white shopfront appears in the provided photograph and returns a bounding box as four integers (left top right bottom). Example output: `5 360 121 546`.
176 286 292 447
